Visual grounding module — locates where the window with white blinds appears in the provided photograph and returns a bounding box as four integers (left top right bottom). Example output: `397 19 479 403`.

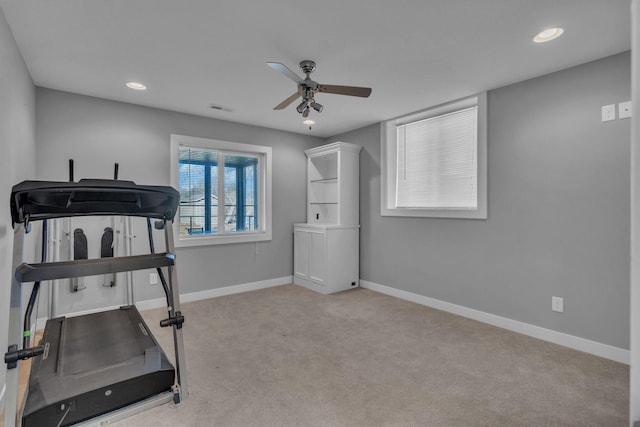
396 106 477 209
170 134 272 247
381 94 487 219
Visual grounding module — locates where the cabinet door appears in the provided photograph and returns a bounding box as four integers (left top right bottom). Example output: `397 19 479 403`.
308 230 325 285
294 229 310 279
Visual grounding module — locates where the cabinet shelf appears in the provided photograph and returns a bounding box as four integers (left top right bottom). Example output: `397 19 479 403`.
309 202 338 205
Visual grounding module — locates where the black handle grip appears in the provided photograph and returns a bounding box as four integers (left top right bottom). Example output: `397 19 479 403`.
5 345 44 367
160 312 185 329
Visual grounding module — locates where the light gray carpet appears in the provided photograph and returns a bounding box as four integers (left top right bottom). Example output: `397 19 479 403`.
114 284 628 426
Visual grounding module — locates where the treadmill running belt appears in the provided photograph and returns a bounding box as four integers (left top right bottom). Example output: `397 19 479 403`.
61 310 149 375
22 306 175 427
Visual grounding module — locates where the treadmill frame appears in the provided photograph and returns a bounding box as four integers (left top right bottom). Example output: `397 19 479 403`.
3 179 188 427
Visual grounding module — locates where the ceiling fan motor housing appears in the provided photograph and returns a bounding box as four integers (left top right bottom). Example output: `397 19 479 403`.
299 60 317 75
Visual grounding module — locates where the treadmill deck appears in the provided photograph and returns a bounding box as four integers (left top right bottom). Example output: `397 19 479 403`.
22 306 175 427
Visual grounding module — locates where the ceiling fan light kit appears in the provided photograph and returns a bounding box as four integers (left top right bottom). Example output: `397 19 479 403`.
267 60 372 120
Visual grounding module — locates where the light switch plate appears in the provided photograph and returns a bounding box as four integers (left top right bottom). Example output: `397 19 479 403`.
619 101 632 119
602 104 616 122
552 296 564 313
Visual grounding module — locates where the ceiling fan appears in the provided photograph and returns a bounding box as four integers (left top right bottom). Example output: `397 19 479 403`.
267 60 372 118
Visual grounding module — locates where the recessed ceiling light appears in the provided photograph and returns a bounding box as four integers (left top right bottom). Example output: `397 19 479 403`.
533 28 564 43
126 82 147 90
303 119 315 125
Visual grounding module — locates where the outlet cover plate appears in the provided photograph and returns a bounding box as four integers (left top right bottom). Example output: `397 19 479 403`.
619 101 632 119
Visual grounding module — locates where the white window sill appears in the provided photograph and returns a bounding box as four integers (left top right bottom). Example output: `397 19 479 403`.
175 230 272 248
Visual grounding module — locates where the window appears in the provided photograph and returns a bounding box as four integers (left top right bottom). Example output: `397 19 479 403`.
170 134 272 246
381 93 487 219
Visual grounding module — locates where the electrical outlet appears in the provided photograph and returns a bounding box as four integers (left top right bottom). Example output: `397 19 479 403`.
552 296 564 313
619 101 632 119
149 272 158 285
602 104 616 122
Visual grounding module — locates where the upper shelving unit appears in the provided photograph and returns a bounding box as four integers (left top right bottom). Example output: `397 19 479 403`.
304 142 361 225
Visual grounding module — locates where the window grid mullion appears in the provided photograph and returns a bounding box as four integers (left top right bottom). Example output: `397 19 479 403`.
204 163 211 233
236 165 245 231
253 163 259 230
218 152 225 233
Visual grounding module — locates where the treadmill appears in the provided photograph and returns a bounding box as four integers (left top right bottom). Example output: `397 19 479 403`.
4 174 188 427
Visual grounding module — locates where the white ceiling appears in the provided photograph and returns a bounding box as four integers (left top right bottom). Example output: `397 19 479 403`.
0 0 631 138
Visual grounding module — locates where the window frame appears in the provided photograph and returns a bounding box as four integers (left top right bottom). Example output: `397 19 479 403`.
170 134 272 247
380 93 487 219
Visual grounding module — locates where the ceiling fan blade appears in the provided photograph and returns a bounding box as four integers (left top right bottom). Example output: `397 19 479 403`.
273 92 300 110
267 62 303 85
318 84 372 97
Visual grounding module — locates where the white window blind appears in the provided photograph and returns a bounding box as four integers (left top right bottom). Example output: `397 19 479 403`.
396 106 478 209
170 134 272 247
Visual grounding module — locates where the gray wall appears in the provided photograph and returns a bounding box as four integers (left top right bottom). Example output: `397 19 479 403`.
0 7 36 405
35 88 323 313
329 52 631 350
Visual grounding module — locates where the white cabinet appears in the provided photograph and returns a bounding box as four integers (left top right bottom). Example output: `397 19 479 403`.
293 224 359 294
294 142 361 294
294 226 324 286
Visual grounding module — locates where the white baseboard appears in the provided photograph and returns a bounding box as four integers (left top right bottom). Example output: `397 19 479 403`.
135 276 293 311
34 276 293 328
360 280 629 364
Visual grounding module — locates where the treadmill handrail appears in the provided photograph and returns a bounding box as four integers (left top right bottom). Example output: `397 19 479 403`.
10 179 179 226
15 253 175 283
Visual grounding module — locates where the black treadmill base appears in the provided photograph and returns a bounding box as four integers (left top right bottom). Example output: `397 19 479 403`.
22 306 175 427
23 371 175 427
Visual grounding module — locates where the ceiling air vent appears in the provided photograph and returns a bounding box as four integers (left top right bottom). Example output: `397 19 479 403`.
209 104 234 113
